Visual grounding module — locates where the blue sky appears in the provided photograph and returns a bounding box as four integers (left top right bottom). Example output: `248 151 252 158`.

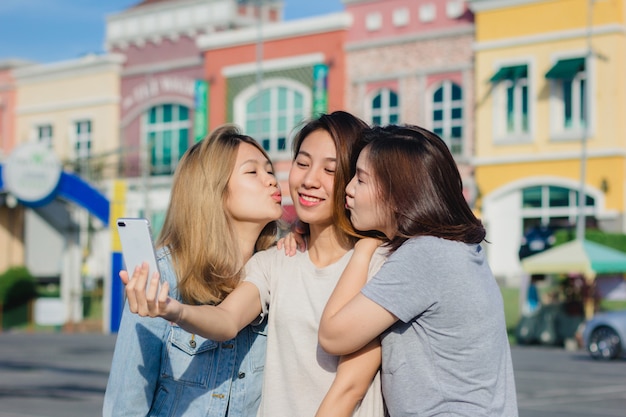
0 0 344 64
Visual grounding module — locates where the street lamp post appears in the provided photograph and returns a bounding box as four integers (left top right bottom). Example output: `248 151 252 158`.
575 0 594 241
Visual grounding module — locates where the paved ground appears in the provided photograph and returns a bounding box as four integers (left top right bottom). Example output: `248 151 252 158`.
0 331 116 417
0 330 625 416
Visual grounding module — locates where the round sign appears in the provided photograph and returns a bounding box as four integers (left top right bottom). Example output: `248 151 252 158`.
2 142 62 204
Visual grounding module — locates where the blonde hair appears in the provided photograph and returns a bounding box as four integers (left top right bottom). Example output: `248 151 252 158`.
157 125 278 304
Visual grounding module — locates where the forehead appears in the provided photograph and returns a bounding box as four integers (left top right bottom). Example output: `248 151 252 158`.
298 129 336 157
236 142 267 162
356 146 372 167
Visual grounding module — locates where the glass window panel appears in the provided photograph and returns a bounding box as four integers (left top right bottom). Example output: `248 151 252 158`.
451 84 462 100
179 128 189 158
564 80 573 127
522 85 529 132
247 96 258 113
261 91 271 108
163 104 173 123
373 115 382 125
262 139 270 151
278 116 287 132
586 195 595 206
434 87 443 102
433 110 443 121
451 108 462 119
434 127 443 136
451 126 462 138
149 132 157 167
549 186 570 207
507 85 515 133
523 186 542 208
278 137 286 150
149 107 157 124
373 94 382 109
179 106 189 121
278 87 287 109
294 93 303 108
389 114 399 124
580 79 586 124
389 91 398 107
162 130 172 165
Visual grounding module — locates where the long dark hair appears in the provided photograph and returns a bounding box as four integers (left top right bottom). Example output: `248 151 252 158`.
361 124 485 252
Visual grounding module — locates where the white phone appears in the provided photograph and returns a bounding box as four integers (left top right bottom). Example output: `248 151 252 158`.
116 217 160 280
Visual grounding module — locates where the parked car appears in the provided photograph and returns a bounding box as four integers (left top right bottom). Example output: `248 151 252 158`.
581 309 626 360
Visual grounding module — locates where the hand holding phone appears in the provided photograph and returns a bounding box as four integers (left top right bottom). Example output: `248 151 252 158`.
116 218 160 280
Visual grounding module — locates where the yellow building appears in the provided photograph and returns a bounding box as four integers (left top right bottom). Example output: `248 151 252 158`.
469 0 626 284
7 54 123 324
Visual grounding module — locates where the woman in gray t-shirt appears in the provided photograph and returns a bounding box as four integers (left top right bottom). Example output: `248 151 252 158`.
319 124 519 417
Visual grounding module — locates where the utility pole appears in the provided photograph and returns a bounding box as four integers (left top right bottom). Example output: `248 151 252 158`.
255 0 264 138
576 0 594 241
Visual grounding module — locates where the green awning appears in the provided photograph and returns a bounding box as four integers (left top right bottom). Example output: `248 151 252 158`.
545 57 585 79
489 65 528 83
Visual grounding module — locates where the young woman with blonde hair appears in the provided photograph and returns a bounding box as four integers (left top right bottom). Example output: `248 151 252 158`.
104 124 283 417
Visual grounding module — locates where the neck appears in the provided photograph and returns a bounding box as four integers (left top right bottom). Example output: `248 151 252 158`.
233 221 265 264
307 223 352 268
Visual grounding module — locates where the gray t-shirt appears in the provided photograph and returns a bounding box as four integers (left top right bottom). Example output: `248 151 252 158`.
362 236 518 417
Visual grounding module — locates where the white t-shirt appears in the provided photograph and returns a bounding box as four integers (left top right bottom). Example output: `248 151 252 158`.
245 246 387 417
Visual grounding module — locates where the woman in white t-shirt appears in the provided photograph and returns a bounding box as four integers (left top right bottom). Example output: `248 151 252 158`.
123 112 386 417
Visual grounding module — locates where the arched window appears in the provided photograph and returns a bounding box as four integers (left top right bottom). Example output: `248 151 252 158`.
145 104 191 176
241 84 306 157
521 185 595 231
432 81 463 155
370 88 399 126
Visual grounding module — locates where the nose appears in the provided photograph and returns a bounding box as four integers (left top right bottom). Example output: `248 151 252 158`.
302 167 321 189
266 172 277 187
345 176 356 197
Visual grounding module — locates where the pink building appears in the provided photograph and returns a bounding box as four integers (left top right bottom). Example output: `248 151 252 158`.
198 12 351 216
105 0 281 228
343 0 477 203
0 60 32 158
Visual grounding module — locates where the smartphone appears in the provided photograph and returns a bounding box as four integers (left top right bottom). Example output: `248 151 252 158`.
116 217 160 280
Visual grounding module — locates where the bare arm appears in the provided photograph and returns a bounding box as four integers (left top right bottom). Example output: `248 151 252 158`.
315 339 381 417
123 262 263 341
319 240 398 355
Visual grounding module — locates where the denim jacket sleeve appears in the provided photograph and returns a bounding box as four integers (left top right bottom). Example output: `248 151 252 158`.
103 299 169 417
103 248 174 417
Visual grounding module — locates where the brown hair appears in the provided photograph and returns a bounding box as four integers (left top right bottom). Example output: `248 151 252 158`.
361 124 485 251
291 111 371 247
157 125 278 304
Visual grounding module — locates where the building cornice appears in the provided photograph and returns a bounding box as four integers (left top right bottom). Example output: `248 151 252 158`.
473 148 626 166
351 62 472 84
16 96 121 116
473 24 624 51
13 54 125 85
122 56 203 77
346 25 474 51
197 12 352 50
222 53 325 77
467 0 544 13
0 59 36 71
106 0 235 50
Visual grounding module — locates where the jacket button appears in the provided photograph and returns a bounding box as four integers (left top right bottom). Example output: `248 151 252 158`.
238 372 245 379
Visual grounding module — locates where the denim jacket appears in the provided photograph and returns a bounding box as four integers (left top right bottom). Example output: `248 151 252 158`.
103 247 267 417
